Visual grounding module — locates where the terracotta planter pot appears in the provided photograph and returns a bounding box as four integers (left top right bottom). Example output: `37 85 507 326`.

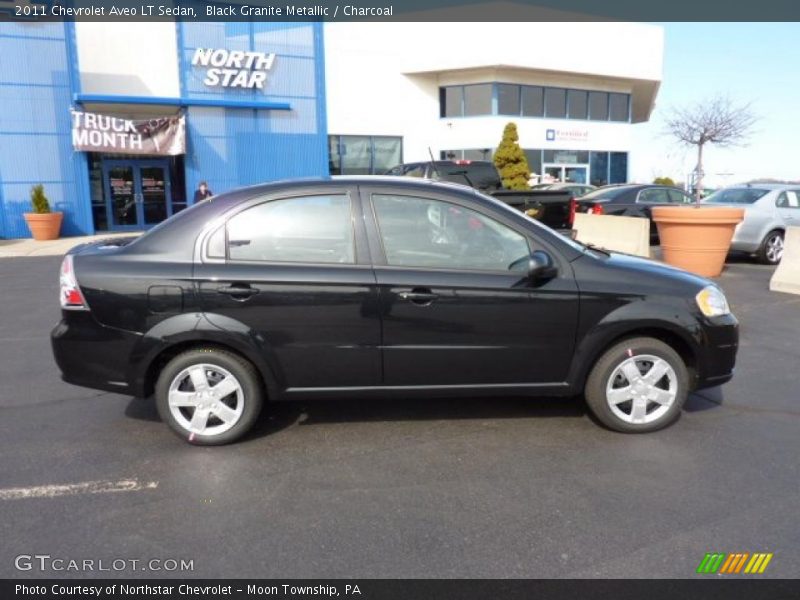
23 212 63 241
652 205 744 278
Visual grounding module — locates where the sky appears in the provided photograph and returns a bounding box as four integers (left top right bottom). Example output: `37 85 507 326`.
629 22 800 187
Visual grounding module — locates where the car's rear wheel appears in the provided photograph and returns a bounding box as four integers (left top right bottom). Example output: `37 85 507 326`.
584 337 688 433
757 230 784 265
155 347 263 445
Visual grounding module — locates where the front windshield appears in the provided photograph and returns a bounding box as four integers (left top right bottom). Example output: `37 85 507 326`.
704 188 769 204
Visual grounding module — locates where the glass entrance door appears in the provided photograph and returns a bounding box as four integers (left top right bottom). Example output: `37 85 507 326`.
542 164 589 184
102 159 172 230
139 164 169 225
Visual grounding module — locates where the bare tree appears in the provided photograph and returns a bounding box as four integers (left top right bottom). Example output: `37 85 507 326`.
664 96 757 201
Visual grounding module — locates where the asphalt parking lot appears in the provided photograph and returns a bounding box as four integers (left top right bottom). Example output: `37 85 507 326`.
0 254 797 579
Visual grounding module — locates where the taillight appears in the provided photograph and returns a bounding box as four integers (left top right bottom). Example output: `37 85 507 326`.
591 204 604 215
60 255 88 310
568 197 577 226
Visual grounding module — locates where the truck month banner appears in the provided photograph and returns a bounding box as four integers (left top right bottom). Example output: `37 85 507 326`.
71 110 186 156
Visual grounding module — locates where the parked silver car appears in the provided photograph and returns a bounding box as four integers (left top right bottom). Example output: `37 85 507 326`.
702 184 799 264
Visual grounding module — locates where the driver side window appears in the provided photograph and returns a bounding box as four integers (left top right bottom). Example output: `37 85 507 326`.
372 193 530 272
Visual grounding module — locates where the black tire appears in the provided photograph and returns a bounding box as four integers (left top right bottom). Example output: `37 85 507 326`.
756 229 784 265
155 347 264 445
584 337 689 433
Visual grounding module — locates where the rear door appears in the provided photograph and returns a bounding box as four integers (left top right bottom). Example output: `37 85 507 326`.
360 184 579 387
777 189 800 227
195 186 381 392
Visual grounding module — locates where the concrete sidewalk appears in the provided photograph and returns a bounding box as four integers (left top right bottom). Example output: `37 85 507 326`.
0 232 140 258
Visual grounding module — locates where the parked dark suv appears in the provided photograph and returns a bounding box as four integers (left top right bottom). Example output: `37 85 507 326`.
52 177 738 445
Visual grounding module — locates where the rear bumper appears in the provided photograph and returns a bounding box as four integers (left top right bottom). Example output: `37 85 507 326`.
694 313 739 390
51 312 141 395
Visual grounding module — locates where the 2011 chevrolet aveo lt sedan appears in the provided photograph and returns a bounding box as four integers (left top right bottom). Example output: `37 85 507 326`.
52 177 738 445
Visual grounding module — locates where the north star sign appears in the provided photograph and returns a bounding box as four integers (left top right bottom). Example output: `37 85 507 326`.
191 48 276 89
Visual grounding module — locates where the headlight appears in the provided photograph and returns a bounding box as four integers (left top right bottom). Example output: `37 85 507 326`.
695 285 730 317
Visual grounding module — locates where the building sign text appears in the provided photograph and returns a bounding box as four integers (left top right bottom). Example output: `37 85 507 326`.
191 48 276 89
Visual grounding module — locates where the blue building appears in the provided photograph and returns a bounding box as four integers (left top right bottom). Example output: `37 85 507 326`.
0 21 329 238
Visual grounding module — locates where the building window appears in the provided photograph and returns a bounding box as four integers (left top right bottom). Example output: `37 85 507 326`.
463 84 493 116
441 149 494 161
609 93 630 122
589 151 609 186
544 88 567 118
567 90 588 120
610 152 628 183
497 84 521 116
588 92 609 120
521 86 544 117
524 149 543 178
440 84 630 123
441 87 463 117
328 135 403 175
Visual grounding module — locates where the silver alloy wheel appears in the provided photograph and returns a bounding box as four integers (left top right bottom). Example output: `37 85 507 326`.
168 363 244 436
605 354 678 425
766 234 784 263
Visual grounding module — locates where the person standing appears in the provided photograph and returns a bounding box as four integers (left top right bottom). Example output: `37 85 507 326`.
193 181 213 203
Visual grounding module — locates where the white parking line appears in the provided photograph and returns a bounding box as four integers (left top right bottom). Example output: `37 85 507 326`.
0 479 159 501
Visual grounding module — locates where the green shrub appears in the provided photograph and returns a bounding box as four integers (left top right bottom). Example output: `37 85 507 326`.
493 122 531 190
30 184 51 214
653 176 676 187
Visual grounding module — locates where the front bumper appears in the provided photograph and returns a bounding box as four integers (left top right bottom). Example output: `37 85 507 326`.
694 313 739 390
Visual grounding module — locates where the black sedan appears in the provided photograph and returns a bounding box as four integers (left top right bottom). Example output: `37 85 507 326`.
576 184 695 241
52 177 737 445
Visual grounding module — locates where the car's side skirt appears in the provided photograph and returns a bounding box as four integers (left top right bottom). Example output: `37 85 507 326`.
279 382 572 400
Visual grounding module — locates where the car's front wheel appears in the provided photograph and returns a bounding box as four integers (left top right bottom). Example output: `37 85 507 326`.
757 229 784 265
584 337 688 433
155 347 263 445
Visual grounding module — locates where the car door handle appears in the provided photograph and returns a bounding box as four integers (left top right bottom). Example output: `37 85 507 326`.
398 289 438 305
217 285 259 300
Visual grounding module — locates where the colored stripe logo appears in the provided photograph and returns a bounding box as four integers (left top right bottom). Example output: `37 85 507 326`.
697 552 773 574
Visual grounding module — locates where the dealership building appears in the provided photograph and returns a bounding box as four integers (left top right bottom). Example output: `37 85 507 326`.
0 20 663 238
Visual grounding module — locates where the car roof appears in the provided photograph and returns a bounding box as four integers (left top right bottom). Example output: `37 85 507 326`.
212 175 476 198
722 183 794 190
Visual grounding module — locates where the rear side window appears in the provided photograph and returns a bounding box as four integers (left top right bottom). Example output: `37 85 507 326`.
667 189 693 204
777 191 800 208
226 195 354 264
705 188 769 204
638 188 671 204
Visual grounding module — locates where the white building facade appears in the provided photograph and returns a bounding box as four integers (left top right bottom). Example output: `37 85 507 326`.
324 22 664 186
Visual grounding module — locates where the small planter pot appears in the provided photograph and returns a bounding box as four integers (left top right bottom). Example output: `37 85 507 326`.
23 212 63 241
652 205 744 278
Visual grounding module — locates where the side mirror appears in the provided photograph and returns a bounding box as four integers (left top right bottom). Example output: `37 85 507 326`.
528 250 558 281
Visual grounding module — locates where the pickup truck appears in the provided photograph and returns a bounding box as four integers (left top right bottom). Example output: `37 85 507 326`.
384 160 577 232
